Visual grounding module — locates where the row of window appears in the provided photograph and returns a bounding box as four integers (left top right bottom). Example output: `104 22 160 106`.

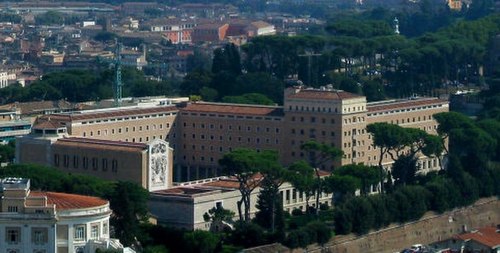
287 104 365 114
367 104 444 117
291 128 336 138
182 112 281 121
344 116 366 124
180 147 272 163
5 227 48 245
386 115 436 125
291 116 336 124
54 154 118 173
74 223 107 241
80 113 176 125
280 189 329 205
82 123 171 137
182 122 281 134
183 134 280 144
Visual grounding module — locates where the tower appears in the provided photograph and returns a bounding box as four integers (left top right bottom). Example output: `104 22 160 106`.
393 17 400 35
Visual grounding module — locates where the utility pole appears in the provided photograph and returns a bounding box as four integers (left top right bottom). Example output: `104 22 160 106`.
114 43 123 107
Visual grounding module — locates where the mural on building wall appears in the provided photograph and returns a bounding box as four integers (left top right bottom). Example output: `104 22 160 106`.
148 139 171 191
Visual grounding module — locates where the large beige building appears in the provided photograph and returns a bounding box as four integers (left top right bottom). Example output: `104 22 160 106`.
16 86 448 185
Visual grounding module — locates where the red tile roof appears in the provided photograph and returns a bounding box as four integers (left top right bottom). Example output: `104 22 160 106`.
182 103 283 117
202 173 264 189
32 120 64 130
455 227 500 248
287 89 363 100
367 98 448 113
29 191 108 211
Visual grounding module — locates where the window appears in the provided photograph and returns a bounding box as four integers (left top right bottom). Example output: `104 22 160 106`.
6 227 20 244
74 225 85 241
83 157 89 169
73 156 79 168
32 228 47 244
54 154 60 167
7 206 18 212
92 158 98 170
102 159 108 171
102 222 109 235
112 160 118 173
91 224 99 240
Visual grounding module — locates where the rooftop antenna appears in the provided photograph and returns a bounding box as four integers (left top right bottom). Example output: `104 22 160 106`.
114 42 123 107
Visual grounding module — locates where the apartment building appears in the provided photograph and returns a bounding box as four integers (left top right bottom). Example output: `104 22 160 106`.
16 86 449 185
0 177 129 253
16 105 177 192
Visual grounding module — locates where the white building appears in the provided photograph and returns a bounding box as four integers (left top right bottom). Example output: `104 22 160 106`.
0 177 132 253
149 172 332 230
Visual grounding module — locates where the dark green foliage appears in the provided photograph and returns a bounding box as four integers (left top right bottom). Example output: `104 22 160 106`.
291 208 303 216
306 221 332 246
345 197 375 234
254 181 285 233
324 174 360 203
0 69 177 104
333 207 352 234
285 229 310 249
143 245 169 253
35 11 64 25
94 32 118 42
287 160 316 211
229 223 266 249
0 13 22 23
106 181 149 246
180 70 213 96
391 154 418 185
333 164 379 195
0 141 15 163
362 79 386 101
222 93 275 105
368 195 392 229
183 230 219 253
219 149 283 223
212 44 242 76
285 221 332 249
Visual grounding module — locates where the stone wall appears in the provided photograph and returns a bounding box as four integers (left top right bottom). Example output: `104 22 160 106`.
299 197 500 253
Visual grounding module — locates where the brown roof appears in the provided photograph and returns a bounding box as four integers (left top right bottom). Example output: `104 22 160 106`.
67 106 178 121
29 191 108 211
33 114 71 129
367 98 448 113
287 89 362 100
455 227 500 248
202 174 264 189
153 187 217 196
54 137 147 150
32 120 62 130
195 23 228 30
181 103 283 117
249 21 273 29
0 100 77 115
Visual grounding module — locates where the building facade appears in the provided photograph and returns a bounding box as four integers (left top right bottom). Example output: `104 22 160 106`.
149 174 332 230
17 87 449 184
0 177 128 253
